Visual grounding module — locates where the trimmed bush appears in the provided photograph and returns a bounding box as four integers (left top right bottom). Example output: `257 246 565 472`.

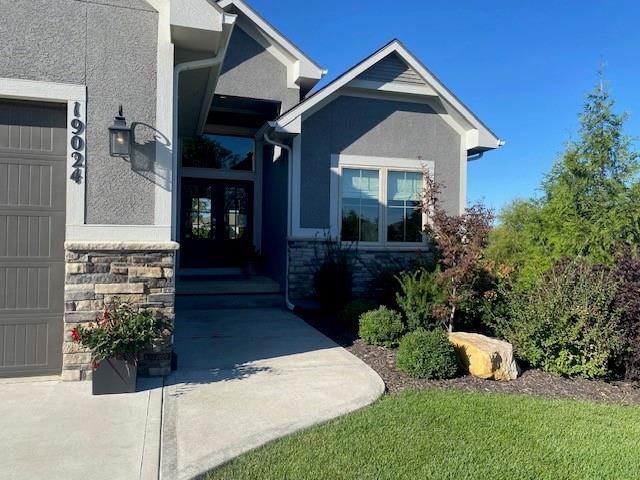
339 299 379 332
358 307 405 347
396 329 459 379
396 269 447 331
499 259 623 378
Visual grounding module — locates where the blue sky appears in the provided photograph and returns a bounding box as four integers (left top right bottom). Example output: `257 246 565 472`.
249 0 640 213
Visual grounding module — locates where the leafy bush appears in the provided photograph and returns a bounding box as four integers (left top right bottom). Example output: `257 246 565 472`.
358 307 405 347
362 253 436 309
313 237 356 311
396 269 447 331
72 301 162 364
614 250 640 381
396 329 459 379
339 299 379 332
499 259 623 378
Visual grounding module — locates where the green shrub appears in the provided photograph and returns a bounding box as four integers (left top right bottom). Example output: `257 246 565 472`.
396 328 459 379
499 259 623 378
396 269 447 331
339 299 378 332
313 237 356 311
358 307 405 347
72 300 163 363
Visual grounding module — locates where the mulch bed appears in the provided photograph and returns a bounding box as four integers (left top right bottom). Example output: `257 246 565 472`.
298 308 640 406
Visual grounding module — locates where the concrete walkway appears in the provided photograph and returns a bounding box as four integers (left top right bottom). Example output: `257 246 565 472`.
0 376 163 480
160 306 385 480
0 306 384 480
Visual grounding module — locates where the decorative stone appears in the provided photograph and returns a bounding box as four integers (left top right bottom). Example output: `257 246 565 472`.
448 332 520 381
95 283 145 294
61 370 82 382
128 266 163 278
66 263 87 274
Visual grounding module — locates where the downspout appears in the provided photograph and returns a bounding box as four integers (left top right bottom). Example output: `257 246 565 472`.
263 130 296 311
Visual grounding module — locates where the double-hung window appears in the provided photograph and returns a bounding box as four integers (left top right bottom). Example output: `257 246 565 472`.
339 161 426 245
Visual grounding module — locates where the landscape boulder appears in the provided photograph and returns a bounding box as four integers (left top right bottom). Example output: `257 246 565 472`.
448 332 520 381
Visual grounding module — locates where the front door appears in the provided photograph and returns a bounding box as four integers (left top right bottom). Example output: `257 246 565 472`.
180 177 253 268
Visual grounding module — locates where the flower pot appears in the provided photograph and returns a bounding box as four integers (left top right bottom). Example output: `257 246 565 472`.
92 358 137 395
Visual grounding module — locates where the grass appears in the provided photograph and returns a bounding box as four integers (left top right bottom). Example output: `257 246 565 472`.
207 389 640 480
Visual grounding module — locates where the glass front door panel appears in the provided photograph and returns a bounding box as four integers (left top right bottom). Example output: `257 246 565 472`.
180 178 253 268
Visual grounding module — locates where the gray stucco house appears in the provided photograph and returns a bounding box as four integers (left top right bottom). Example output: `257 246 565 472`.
0 0 501 380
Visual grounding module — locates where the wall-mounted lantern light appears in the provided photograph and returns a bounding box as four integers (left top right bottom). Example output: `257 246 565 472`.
108 105 132 157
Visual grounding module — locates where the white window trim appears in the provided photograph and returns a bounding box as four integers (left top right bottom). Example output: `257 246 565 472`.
335 155 433 247
290 151 433 247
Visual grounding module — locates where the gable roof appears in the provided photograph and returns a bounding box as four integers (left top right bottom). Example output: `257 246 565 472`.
272 39 503 154
217 0 326 88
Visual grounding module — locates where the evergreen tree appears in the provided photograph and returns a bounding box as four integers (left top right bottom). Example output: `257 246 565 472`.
486 75 640 286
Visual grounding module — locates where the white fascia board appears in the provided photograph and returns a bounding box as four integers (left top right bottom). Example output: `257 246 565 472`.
217 0 325 82
391 42 501 150
276 40 502 153
276 42 400 128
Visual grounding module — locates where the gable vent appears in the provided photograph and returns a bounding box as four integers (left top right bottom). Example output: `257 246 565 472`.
356 53 426 86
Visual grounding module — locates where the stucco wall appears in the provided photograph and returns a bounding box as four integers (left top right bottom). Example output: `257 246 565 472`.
215 26 300 111
0 0 158 225
299 95 462 228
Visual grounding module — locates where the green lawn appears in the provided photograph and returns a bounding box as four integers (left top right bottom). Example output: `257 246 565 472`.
207 390 640 480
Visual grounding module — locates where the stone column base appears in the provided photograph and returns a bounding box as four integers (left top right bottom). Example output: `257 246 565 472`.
63 241 178 381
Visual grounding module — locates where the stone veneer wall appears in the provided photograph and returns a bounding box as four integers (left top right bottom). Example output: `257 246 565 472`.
62 242 178 381
288 240 432 300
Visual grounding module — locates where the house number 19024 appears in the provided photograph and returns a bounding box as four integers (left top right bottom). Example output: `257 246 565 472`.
70 101 85 184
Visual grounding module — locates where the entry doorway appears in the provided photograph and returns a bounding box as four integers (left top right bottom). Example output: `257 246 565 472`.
180 177 253 268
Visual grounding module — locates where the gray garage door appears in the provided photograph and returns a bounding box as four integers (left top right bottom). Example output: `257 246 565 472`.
0 100 66 377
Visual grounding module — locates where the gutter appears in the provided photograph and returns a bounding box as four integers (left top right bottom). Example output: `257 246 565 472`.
263 130 296 311
467 140 505 162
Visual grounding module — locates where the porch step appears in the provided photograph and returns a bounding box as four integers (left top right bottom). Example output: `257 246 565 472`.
176 276 281 295
176 294 285 310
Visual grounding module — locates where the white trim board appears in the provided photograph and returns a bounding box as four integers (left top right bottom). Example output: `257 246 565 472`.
0 77 87 232
290 150 434 243
273 39 502 153
216 0 326 83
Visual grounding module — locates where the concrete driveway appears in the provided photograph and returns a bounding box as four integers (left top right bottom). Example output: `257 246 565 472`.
0 376 162 480
160 306 385 480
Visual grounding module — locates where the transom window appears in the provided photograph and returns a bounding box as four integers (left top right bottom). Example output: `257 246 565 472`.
182 134 254 171
340 166 425 245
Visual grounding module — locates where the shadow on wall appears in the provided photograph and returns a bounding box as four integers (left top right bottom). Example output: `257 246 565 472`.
121 121 172 191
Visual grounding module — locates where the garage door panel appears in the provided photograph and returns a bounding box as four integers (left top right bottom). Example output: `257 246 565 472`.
0 262 64 313
0 158 65 210
0 105 66 155
0 315 62 376
0 100 65 377
0 211 65 259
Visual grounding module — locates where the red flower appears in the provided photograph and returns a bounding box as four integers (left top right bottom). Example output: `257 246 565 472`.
71 327 81 343
91 360 100 370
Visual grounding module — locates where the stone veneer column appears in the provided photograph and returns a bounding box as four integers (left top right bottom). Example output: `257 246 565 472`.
287 239 431 301
62 241 178 381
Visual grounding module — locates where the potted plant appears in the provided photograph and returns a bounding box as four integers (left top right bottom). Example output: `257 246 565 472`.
245 247 264 276
71 300 162 395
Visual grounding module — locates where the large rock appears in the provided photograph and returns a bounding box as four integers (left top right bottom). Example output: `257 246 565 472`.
448 332 520 381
